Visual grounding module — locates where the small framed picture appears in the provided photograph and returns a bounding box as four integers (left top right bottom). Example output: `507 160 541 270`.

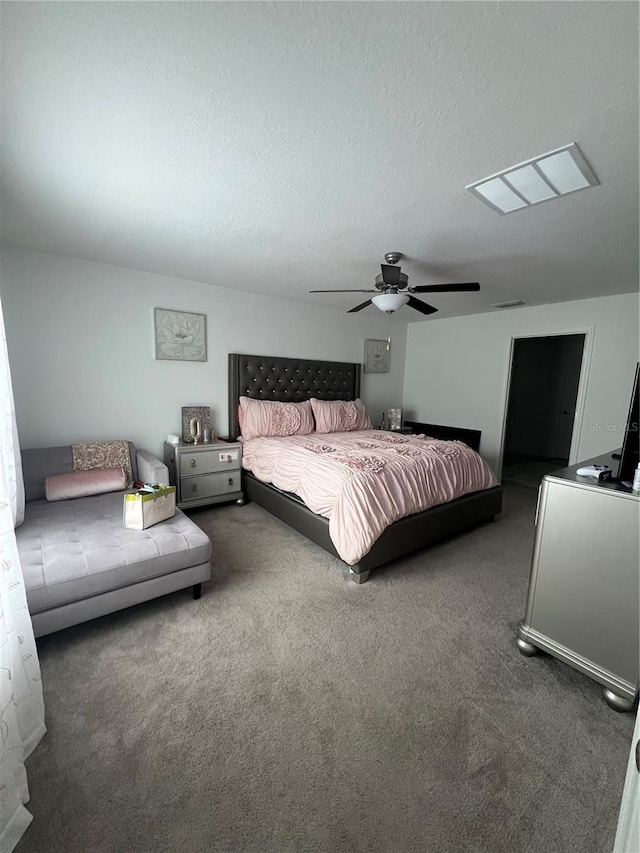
154 308 207 362
364 339 390 373
387 408 403 430
181 406 211 443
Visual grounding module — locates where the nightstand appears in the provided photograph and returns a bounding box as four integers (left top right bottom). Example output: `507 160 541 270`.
164 440 244 509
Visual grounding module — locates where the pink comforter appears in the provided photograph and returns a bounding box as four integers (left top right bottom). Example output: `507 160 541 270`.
241 430 498 565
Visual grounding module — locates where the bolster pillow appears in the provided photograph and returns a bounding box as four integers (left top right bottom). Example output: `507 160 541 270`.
45 466 127 501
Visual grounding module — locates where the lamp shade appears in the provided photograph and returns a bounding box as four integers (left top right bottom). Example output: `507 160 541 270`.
371 292 409 313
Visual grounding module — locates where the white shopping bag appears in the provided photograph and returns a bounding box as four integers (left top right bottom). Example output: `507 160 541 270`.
123 483 176 530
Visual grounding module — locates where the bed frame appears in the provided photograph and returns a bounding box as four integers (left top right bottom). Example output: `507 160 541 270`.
229 353 503 583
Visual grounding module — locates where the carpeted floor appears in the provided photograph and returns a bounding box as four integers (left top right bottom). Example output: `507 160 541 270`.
501 459 567 489
20 483 634 853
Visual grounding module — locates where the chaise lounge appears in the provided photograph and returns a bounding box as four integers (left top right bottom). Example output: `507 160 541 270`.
17 442 211 638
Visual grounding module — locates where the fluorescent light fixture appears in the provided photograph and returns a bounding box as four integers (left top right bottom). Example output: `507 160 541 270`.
474 178 527 213
503 165 557 204
537 150 591 194
372 293 409 313
466 143 598 214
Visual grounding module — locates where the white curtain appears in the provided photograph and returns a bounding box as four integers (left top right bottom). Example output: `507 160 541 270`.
0 296 45 852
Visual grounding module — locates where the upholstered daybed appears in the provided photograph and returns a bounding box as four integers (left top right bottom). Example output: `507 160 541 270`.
17 443 211 637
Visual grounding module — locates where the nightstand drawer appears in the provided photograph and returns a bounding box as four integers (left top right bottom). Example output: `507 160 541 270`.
180 471 241 502
179 447 240 475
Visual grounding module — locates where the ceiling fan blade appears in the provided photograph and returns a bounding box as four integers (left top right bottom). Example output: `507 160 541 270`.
407 296 438 315
348 299 373 313
309 289 377 293
380 264 402 286
410 282 480 293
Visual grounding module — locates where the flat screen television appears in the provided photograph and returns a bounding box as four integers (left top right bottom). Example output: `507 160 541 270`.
617 362 640 485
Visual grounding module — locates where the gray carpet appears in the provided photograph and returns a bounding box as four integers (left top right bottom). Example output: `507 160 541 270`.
501 459 566 489
20 484 634 853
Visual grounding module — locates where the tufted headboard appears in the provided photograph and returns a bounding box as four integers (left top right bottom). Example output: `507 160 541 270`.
228 353 361 439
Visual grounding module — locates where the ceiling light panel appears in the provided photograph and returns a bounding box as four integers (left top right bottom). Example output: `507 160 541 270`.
466 143 598 214
536 150 592 194
474 178 527 213
503 165 557 204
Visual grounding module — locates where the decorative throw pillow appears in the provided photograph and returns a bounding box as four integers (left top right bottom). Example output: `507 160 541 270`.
238 397 315 440
45 466 127 501
310 398 373 433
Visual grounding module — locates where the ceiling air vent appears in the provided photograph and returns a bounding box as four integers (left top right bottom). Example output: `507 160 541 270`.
492 300 525 309
466 143 599 214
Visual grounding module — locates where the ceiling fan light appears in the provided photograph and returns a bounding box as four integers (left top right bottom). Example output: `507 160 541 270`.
371 293 409 313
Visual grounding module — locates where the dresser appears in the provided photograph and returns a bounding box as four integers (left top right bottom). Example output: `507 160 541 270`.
164 440 244 509
517 451 639 711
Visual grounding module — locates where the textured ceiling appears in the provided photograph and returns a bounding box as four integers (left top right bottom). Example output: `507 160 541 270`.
1 1 638 321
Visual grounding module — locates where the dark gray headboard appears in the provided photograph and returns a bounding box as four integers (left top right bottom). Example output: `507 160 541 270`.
228 353 361 439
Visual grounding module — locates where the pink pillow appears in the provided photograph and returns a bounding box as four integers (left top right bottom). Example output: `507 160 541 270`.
310 398 373 433
45 467 127 501
238 397 315 440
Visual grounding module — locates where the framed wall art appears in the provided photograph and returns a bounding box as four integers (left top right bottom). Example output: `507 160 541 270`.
364 339 390 373
154 308 207 362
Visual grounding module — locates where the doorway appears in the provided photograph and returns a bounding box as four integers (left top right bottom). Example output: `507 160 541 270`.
501 333 586 487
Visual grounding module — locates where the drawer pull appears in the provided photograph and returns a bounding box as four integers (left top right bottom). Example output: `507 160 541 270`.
189 459 196 468
191 483 197 492
228 477 233 486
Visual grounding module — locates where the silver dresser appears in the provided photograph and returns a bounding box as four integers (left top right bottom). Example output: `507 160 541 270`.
517 452 639 711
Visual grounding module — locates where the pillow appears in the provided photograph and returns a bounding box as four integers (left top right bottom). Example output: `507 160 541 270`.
45 466 127 501
310 398 373 433
238 397 315 441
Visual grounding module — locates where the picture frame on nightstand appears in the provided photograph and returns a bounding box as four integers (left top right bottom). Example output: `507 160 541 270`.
387 408 403 430
181 406 211 443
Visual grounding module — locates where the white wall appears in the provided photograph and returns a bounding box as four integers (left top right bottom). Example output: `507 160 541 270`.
403 292 640 474
0 248 406 456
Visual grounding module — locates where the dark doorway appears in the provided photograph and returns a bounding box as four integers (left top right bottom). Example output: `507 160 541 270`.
502 334 585 487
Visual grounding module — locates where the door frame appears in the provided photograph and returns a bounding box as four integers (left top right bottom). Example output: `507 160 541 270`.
496 325 594 481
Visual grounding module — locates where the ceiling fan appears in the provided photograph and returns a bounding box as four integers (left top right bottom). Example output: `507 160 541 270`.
310 252 480 314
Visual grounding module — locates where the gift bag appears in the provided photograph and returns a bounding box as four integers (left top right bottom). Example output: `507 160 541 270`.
123 483 176 530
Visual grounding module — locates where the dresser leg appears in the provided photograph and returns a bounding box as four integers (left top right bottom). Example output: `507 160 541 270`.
516 622 539 656
516 636 539 656
192 583 202 600
603 688 635 712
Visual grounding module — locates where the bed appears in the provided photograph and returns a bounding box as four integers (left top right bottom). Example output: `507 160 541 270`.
228 353 503 583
